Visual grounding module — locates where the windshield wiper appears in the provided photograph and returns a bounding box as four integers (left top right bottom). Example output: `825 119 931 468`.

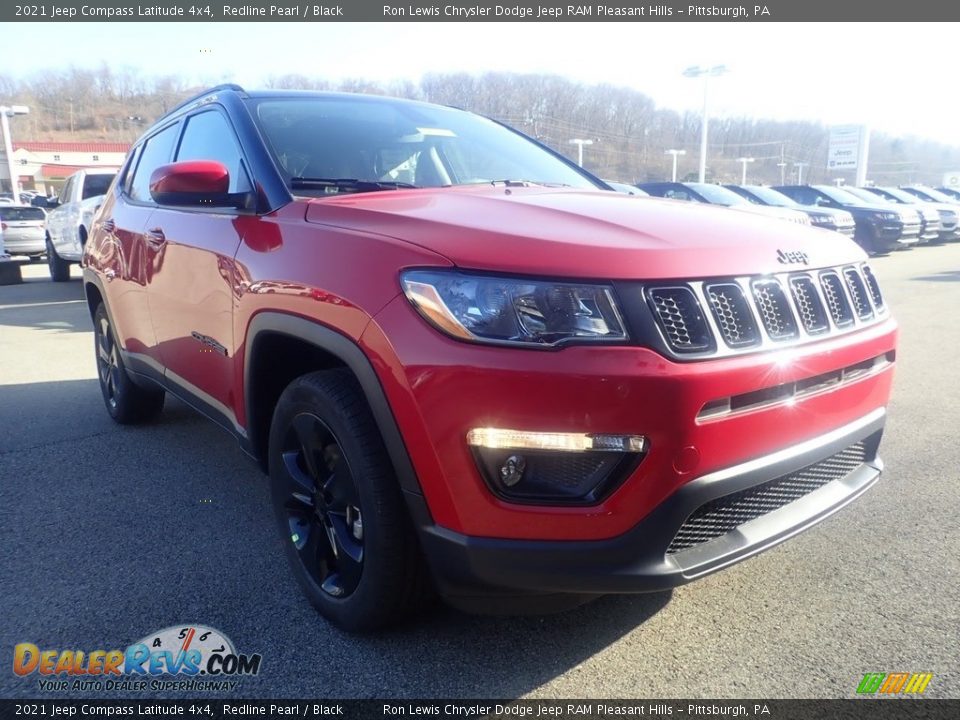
290 177 419 192
485 179 572 188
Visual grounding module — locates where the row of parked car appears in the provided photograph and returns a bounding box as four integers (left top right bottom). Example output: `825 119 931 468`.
1 163 957 278
624 180 960 255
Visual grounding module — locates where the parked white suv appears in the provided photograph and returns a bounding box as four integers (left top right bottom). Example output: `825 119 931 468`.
45 169 116 281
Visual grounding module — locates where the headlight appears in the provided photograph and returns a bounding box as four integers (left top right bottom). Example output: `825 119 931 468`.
876 213 899 221
401 270 628 347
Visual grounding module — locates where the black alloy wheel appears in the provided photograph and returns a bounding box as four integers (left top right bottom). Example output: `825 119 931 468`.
279 412 365 599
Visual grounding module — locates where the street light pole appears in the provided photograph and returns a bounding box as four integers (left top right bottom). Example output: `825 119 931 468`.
665 149 686 182
1 105 30 205
794 162 808 184
569 138 594 167
683 64 729 183
777 161 787 185
736 157 755 184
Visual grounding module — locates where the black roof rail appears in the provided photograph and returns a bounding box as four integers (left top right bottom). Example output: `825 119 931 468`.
162 83 247 120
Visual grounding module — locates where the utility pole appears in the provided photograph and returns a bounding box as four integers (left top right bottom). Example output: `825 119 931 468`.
69 101 74 134
569 138 594 167
777 145 787 185
665 149 686 182
736 157 755 184
1 105 30 205
682 64 729 183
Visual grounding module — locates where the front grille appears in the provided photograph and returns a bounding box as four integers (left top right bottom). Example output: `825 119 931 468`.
666 441 869 554
820 272 855 328
705 283 760 348
643 262 885 359
752 279 798 340
861 265 884 310
789 276 829 335
647 287 712 352
844 268 873 320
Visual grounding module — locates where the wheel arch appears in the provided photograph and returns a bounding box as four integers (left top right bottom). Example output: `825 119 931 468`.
244 312 426 503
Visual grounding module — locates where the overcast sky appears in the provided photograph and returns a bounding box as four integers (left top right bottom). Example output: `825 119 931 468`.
3 22 957 145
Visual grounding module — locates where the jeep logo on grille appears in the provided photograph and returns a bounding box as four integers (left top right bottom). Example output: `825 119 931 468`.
777 249 809 265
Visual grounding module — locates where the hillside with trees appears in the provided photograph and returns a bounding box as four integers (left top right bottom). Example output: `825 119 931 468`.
2 66 957 186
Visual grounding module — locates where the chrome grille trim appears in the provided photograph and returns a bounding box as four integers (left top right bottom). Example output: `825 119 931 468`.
647 263 888 360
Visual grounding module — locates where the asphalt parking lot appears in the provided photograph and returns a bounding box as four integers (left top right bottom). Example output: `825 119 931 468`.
1 248 958 700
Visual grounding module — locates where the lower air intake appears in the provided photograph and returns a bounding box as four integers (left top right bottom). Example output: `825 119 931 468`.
666 441 868 554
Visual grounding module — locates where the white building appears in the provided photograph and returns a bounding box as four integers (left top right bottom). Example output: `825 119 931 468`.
0 141 129 196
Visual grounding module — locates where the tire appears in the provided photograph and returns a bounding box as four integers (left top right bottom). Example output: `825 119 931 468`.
47 236 71 282
268 368 431 632
93 303 165 424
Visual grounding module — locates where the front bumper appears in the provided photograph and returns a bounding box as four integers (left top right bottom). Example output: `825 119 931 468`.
421 409 884 602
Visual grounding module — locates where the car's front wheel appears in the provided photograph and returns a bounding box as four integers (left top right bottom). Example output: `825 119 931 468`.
47 236 71 282
268 369 431 631
93 302 165 423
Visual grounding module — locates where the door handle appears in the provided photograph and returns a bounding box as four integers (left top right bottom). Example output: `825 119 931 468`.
101 218 116 233
145 227 166 249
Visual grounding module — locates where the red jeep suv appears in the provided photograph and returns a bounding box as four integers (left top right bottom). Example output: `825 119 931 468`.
83 86 897 631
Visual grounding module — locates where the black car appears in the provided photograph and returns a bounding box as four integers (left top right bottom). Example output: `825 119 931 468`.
774 185 920 254
840 187 940 244
858 186 958 243
724 184 856 238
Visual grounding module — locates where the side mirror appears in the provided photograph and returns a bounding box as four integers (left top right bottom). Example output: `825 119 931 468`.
149 160 242 208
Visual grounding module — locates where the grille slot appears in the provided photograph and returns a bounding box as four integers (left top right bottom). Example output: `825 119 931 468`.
861 265 884 310
844 268 874 320
647 286 713 353
751 279 798 340
819 272 855 328
705 283 760 348
667 442 868 554
789 276 829 335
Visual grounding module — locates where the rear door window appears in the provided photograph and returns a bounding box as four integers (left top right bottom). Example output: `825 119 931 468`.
81 174 116 199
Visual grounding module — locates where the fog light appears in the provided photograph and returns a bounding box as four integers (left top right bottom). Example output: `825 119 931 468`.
467 428 648 505
467 428 646 453
500 455 526 487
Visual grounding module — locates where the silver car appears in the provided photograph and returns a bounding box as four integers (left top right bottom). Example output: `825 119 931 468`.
0 205 46 259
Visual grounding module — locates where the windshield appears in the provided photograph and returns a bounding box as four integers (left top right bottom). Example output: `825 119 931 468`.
0 207 45 221
842 186 890 204
907 186 956 203
874 187 919 204
249 96 599 195
817 186 870 207
686 183 748 206
741 185 797 207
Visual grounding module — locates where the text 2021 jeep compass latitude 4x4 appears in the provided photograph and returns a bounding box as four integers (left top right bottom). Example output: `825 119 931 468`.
83 86 897 631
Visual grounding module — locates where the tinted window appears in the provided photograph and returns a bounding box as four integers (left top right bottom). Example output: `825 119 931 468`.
686 183 748 206
129 124 179 202
251 97 597 194
81 174 116 200
176 111 251 193
0 207 45 221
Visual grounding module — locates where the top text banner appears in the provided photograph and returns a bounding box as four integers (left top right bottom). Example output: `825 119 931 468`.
4 1 960 22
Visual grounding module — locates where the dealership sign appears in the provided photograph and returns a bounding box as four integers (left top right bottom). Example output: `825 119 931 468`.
828 125 865 170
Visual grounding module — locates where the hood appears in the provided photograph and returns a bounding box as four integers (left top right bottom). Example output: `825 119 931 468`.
304 186 866 280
